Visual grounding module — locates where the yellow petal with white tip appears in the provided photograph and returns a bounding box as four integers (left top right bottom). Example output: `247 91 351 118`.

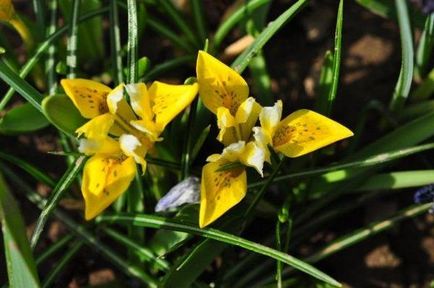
125 83 153 121
273 109 353 158
149 81 198 131
82 155 136 220
239 141 265 177
106 84 137 122
76 113 114 139
119 134 147 173
61 79 112 119
78 138 120 155
196 50 248 115
199 160 246 228
236 97 262 141
216 107 237 145
259 100 282 138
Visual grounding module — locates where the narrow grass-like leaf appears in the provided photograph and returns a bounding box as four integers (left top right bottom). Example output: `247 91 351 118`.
231 0 308 73
412 68 434 101
249 142 434 188
127 0 138 84
143 55 195 82
324 0 343 116
45 0 58 94
160 0 199 48
146 16 194 52
399 99 434 122
31 156 86 249
305 203 432 263
65 0 80 78
36 234 74 265
0 172 40 287
1 165 159 287
42 240 84 288
189 0 207 43
315 51 333 113
355 170 434 191
0 102 49 134
415 14 434 80
0 151 55 187
389 0 414 111
191 125 210 161
0 58 43 112
249 50 273 105
213 0 270 50
98 213 341 287
181 99 198 178
103 227 170 271
109 0 123 84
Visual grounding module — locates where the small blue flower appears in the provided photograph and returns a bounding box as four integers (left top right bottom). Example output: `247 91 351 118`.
155 177 200 212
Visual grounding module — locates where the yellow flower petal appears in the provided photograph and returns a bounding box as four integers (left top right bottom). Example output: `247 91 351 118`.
76 113 115 139
61 79 112 119
273 109 354 158
149 81 198 131
196 50 248 115
119 134 147 173
235 97 262 141
252 127 271 163
199 160 246 228
125 83 153 121
129 119 161 142
82 155 136 220
216 107 237 145
107 84 137 122
78 138 121 155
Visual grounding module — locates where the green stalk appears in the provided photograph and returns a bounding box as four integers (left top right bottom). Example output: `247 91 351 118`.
109 0 123 85
66 0 80 78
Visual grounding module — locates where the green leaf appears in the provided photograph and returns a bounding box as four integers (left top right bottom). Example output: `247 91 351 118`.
30 156 86 248
389 0 414 111
0 102 49 134
41 94 87 137
415 14 434 80
315 51 334 113
0 172 40 287
412 68 434 101
0 59 43 112
98 213 341 287
355 170 434 191
231 0 308 73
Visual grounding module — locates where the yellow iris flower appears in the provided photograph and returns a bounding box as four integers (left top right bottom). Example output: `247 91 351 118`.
195 51 353 228
61 79 198 220
196 50 261 146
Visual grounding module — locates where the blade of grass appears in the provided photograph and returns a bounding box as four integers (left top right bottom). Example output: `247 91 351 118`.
45 0 58 94
36 234 75 265
0 172 40 287
181 99 198 178
142 55 195 82
412 68 434 101
324 0 343 116
41 240 84 288
109 0 123 84
1 164 159 287
249 142 434 188
32 0 46 32
127 0 138 84
30 156 86 249
0 58 43 112
213 0 271 50
415 13 434 81
389 0 414 111
231 0 308 73
189 0 207 43
160 0 199 48
146 16 195 52
354 170 434 191
103 227 170 271
98 213 341 287
305 203 431 263
66 0 80 78
0 151 55 187
0 7 110 111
